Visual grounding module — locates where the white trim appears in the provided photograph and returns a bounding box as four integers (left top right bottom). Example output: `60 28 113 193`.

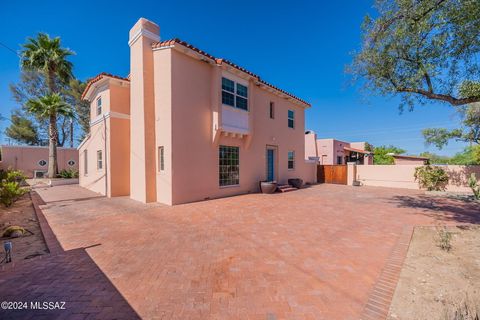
77 133 90 150
128 29 160 46
90 111 130 127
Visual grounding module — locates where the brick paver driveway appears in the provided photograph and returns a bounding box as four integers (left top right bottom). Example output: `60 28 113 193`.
1 184 479 319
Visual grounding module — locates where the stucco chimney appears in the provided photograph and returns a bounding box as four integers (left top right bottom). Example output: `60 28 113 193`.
128 18 159 203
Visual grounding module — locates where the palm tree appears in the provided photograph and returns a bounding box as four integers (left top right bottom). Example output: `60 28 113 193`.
26 94 73 178
20 33 74 93
20 33 74 177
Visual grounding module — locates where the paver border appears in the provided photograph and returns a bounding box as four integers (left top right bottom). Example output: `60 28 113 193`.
360 225 414 320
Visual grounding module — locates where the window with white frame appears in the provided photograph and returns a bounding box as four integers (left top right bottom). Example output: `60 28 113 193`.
288 110 295 128
222 77 248 111
288 151 295 170
96 97 102 116
158 146 164 171
97 150 103 170
219 145 240 186
84 150 88 175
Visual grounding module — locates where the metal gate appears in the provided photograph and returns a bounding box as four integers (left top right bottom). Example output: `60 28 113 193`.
317 165 347 185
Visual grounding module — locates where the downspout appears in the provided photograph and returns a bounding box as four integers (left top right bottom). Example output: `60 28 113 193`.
103 114 108 196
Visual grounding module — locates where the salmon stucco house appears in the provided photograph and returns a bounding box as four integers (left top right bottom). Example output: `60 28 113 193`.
78 18 315 205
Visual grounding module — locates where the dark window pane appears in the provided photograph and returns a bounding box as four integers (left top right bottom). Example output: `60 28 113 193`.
236 96 248 110
222 77 235 92
288 110 294 119
219 145 240 186
222 91 235 106
288 119 294 128
236 84 248 97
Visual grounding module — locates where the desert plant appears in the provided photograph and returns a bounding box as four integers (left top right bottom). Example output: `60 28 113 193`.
4 169 27 184
0 182 28 207
414 165 449 191
57 168 78 179
2 226 25 238
468 173 480 200
436 224 453 252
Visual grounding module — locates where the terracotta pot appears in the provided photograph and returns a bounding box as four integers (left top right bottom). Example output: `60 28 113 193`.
288 178 303 189
260 181 277 194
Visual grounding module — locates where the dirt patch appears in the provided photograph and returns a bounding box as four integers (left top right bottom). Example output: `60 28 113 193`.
0 193 49 263
388 226 480 320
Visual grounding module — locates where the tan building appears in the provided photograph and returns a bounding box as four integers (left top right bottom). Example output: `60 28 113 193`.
79 18 315 205
392 154 429 165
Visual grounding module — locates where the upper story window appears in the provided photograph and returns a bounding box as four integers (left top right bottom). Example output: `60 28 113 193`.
222 77 248 111
96 97 102 116
288 110 295 128
269 102 275 119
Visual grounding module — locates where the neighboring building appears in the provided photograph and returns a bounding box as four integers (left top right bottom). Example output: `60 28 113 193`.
305 132 373 165
79 18 315 205
392 154 429 165
0 145 78 178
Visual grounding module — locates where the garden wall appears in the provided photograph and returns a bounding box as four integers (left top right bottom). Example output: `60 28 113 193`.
355 165 480 193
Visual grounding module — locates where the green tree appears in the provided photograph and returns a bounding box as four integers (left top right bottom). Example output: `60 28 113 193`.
373 145 406 164
63 79 90 141
449 146 480 165
4 110 40 145
20 33 74 176
419 151 451 165
349 0 480 110
423 103 480 148
26 94 73 178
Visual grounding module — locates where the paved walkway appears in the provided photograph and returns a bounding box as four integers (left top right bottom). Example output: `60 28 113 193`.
0 184 478 319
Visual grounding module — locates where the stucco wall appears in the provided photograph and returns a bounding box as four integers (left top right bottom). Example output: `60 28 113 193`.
393 158 427 165
0 145 78 178
164 49 315 205
356 165 480 193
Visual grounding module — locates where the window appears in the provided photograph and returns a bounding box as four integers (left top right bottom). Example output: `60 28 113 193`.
288 110 295 128
269 102 275 119
222 77 248 111
337 156 342 165
67 160 76 166
97 150 103 170
84 150 88 175
96 97 102 116
219 145 239 186
38 159 47 167
288 151 295 170
158 146 164 171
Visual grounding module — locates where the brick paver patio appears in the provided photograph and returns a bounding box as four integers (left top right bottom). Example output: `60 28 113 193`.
0 184 478 319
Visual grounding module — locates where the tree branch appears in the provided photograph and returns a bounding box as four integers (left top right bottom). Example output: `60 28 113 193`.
396 87 480 106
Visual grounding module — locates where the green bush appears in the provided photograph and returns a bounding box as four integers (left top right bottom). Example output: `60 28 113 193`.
5 169 27 184
468 173 480 200
414 165 449 191
57 169 79 179
0 182 28 207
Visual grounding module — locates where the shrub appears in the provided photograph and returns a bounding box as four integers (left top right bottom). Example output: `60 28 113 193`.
2 225 25 237
2 169 27 184
414 165 449 191
0 182 28 207
436 224 452 251
57 169 79 179
468 173 480 200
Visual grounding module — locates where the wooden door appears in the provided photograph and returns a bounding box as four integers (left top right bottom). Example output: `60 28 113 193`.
317 165 347 185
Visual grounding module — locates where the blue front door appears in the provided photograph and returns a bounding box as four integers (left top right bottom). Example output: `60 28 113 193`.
267 149 275 181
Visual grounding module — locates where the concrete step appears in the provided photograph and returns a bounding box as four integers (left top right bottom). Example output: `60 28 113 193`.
277 184 297 192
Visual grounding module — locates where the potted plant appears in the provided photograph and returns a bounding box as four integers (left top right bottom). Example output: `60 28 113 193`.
260 181 277 194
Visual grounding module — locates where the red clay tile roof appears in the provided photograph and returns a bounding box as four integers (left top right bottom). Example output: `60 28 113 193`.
151 38 310 107
81 72 130 100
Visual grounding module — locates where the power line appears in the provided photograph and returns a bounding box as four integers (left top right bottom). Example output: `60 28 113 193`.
0 41 19 57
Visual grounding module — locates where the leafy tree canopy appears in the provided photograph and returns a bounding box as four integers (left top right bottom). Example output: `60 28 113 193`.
372 145 406 164
4 110 39 145
423 103 480 148
420 146 480 165
349 0 480 110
